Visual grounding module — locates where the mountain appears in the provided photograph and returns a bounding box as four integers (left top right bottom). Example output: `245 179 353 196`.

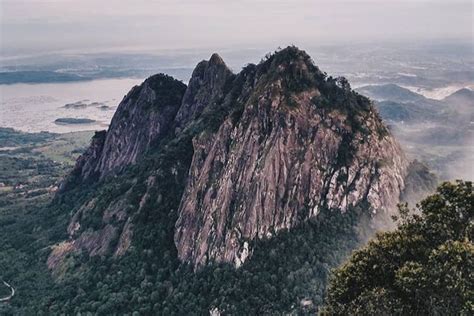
358 84 472 181
60 74 187 189
355 84 445 123
360 86 474 125
442 88 474 110
375 100 441 123
0 71 90 84
174 60 409 269
43 47 432 314
355 84 426 103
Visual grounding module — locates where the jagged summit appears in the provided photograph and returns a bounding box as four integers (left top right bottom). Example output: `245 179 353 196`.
255 46 324 80
174 47 407 269
260 46 318 69
174 53 234 129
209 52 226 66
53 46 413 272
60 73 187 190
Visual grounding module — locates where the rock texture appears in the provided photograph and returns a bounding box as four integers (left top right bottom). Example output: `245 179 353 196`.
96 74 186 177
59 130 106 189
60 74 186 190
49 176 156 271
51 57 230 267
174 53 234 130
174 47 409 268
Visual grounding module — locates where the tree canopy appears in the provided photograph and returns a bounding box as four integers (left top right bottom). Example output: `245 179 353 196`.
321 180 473 315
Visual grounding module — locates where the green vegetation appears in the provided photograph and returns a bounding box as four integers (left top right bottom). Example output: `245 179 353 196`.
129 73 187 112
0 129 364 315
0 104 365 315
0 284 11 298
0 129 91 314
0 128 55 148
15 198 361 315
258 46 324 93
0 129 92 209
321 181 473 315
34 131 93 164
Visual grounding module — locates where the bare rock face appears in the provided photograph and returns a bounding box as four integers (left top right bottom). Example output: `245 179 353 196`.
48 176 157 271
96 74 186 177
174 47 409 268
59 130 107 189
51 57 227 267
174 53 234 130
60 74 187 190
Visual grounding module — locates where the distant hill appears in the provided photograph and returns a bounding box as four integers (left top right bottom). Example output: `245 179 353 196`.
0 68 193 84
0 71 90 84
359 84 471 125
376 100 438 123
356 83 426 103
442 88 474 109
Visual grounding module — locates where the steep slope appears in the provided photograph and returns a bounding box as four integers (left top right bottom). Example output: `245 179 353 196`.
175 48 409 268
174 53 234 130
52 46 412 276
356 84 426 103
49 55 235 270
60 74 187 190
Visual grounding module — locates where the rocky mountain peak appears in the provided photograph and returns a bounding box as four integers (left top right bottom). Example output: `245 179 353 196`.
55 46 416 273
174 53 234 130
60 73 187 191
174 47 409 269
209 52 226 66
256 46 325 83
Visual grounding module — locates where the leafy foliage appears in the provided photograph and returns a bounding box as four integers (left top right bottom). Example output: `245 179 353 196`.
321 181 473 315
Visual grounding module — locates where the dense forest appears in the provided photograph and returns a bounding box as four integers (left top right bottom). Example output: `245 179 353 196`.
2 153 470 315
0 127 364 315
1 130 470 315
322 181 473 315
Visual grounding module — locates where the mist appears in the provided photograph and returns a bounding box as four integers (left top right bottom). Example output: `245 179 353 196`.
2 0 472 56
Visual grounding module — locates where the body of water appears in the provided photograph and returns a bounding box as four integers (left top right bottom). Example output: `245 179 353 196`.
0 78 143 133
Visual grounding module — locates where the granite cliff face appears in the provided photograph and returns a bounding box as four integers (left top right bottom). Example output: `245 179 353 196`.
60 74 186 190
174 48 409 268
61 130 106 188
174 53 234 130
53 47 413 272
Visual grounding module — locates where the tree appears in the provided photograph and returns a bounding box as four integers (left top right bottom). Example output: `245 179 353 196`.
321 181 473 315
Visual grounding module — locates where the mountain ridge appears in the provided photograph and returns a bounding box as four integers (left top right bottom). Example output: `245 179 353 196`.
174 47 409 268
50 47 419 272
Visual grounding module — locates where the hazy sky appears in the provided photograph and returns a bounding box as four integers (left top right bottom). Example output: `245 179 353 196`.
1 0 472 56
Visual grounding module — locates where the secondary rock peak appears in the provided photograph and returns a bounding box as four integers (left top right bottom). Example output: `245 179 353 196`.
209 52 226 66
